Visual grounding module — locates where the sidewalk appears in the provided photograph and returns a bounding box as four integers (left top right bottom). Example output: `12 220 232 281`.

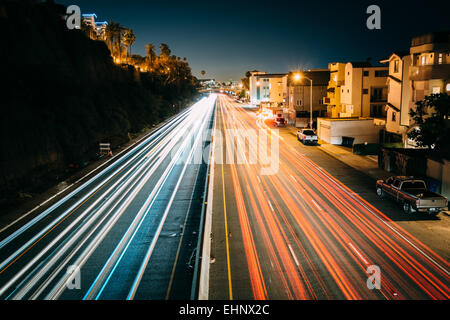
317 143 391 181
285 126 390 181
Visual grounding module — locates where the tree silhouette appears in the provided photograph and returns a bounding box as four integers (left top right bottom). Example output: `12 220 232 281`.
122 28 136 62
408 93 450 159
159 43 171 59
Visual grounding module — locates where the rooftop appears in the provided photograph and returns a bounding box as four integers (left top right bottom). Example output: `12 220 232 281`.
255 73 287 78
288 70 330 86
82 13 97 18
411 32 450 47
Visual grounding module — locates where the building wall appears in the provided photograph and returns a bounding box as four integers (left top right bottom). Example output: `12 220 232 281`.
249 72 287 106
249 71 266 105
325 63 346 118
287 85 328 124
286 70 329 126
268 77 286 105
317 118 383 144
385 54 412 138
340 63 388 118
408 33 450 140
427 158 450 200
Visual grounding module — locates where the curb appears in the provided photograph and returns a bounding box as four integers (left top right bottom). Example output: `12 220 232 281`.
197 103 217 300
317 144 383 181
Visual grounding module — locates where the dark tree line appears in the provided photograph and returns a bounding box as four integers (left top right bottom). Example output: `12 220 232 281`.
0 1 199 206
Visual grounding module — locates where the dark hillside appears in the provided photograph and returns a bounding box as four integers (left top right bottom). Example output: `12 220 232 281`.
0 0 198 208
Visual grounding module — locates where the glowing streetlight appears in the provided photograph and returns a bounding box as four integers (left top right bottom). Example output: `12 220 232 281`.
293 73 301 81
256 81 260 86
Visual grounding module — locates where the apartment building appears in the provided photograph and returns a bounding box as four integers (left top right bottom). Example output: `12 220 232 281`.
409 32 450 97
95 21 108 40
380 51 412 144
82 13 97 29
249 71 266 105
407 32 450 145
339 62 388 118
317 62 387 144
324 62 346 118
249 72 287 107
286 69 330 127
378 32 450 148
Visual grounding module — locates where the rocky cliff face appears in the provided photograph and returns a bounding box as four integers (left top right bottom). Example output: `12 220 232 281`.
0 1 198 206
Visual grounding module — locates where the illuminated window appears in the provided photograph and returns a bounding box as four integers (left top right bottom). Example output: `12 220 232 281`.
432 87 440 94
446 83 450 91
438 53 443 64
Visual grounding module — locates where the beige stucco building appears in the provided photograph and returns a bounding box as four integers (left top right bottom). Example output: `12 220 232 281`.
324 63 346 118
249 72 287 107
380 52 412 144
339 62 388 118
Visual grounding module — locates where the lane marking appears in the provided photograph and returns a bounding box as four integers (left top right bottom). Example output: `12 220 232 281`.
126 96 216 300
288 244 300 267
221 101 233 301
267 200 275 212
348 242 369 265
311 199 322 211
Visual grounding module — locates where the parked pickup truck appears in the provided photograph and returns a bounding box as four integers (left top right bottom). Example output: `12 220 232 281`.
297 129 318 145
376 176 448 215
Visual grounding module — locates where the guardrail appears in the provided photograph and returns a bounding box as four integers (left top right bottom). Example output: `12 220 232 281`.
190 101 216 300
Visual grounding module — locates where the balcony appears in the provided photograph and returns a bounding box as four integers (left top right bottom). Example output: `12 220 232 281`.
410 64 450 81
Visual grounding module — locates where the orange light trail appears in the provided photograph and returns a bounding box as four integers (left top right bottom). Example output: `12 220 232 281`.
214 94 450 300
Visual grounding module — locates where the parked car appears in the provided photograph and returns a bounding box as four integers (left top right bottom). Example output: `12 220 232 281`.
376 176 448 215
297 129 318 145
274 117 286 127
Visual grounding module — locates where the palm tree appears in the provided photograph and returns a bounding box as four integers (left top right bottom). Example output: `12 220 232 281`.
159 43 171 59
145 43 156 68
122 28 136 63
105 21 122 61
104 23 114 53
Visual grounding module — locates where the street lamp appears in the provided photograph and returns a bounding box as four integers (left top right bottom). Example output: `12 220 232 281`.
293 72 313 129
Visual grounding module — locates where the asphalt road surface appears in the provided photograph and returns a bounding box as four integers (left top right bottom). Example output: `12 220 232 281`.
0 96 216 300
209 94 450 300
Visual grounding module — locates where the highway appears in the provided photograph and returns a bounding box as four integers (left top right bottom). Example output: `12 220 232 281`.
208 94 450 300
0 95 216 300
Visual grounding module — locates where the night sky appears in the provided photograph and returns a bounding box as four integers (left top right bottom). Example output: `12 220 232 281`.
58 0 449 81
